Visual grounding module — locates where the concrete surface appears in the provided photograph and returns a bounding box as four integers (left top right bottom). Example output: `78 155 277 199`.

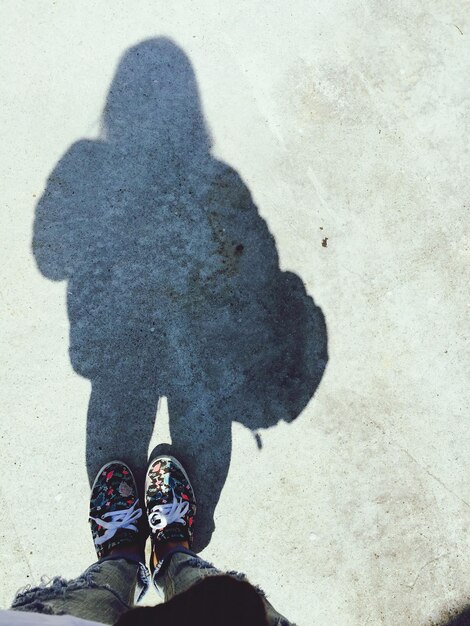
1 2 469 624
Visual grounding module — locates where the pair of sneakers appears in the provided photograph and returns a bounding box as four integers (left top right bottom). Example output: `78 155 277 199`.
89 455 196 572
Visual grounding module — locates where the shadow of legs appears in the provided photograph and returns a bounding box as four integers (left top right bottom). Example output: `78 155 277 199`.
165 393 232 553
86 376 159 487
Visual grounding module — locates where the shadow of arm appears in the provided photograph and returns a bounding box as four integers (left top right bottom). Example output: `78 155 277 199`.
32 139 100 281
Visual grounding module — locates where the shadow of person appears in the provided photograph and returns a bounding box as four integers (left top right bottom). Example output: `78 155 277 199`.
32 37 328 551
432 606 470 626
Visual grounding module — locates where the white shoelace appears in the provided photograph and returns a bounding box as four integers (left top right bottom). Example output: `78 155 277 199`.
149 489 189 532
91 500 142 546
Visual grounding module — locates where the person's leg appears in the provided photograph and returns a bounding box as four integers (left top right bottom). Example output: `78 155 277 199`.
145 454 292 625
155 550 292 625
115 570 272 626
11 557 144 625
11 461 149 625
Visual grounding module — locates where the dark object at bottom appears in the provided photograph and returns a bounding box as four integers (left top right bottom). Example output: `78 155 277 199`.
115 574 269 626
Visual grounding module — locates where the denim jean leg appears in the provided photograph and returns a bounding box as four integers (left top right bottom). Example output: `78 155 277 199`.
11 558 143 625
154 550 293 625
154 549 221 600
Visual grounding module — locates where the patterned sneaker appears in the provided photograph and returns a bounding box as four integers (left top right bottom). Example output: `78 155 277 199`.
145 455 196 564
89 461 143 559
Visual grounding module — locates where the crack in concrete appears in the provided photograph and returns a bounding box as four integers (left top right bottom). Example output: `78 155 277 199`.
366 414 469 510
0 484 34 585
400 448 470 510
406 553 448 590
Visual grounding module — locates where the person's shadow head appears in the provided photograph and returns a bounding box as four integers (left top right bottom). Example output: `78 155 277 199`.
33 37 328 551
103 37 211 158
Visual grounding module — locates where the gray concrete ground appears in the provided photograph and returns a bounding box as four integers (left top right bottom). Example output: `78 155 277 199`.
1 2 469 624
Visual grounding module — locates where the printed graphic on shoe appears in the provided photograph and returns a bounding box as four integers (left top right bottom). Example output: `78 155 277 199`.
145 455 196 547
89 461 143 559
